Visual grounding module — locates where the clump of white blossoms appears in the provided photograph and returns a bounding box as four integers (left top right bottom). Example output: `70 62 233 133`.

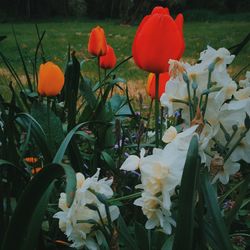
120 47 250 234
160 46 250 185
53 169 119 250
121 125 199 234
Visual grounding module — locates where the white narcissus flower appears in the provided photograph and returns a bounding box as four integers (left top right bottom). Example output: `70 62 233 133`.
199 46 235 72
53 169 119 249
219 99 250 134
239 71 250 88
230 131 250 163
162 126 178 143
120 148 145 171
234 87 250 100
212 159 240 184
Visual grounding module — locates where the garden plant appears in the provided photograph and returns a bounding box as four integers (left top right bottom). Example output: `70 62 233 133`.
0 6 250 250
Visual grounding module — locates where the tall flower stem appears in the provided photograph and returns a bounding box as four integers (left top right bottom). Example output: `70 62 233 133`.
155 73 160 147
97 56 102 96
47 97 51 144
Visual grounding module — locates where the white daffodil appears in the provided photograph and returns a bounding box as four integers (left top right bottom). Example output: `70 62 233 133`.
234 87 250 100
199 46 235 72
120 148 145 171
134 192 176 235
230 131 250 163
219 99 250 133
239 71 250 88
53 170 119 249
162 126 178 143
212 159 240 184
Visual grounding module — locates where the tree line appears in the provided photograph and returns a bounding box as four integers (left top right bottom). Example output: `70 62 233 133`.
0 0 250 22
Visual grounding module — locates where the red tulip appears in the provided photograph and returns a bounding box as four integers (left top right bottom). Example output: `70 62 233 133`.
88 26 107 57
99 45 117 69
132 6 185 74
146 72 170 100
38 62 64 96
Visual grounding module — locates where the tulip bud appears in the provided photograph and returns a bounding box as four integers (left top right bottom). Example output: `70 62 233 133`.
146 72 170 100
88 26 107 57
38 62 64 96
99 45 117 69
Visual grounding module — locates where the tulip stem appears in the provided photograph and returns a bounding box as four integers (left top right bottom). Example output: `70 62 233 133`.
97 56 102 96
47 98 51 144
155 73 160 147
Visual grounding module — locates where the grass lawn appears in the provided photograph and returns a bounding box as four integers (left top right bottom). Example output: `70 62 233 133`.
0 19 249 99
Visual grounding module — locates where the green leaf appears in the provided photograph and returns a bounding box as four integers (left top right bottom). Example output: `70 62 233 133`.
173 134 200 250
201 170 233 250
53 122 87 163
31 102 64 155
0 159 28 181
161 235 174 250
79 76 97 110
15 113 52 163
134 222 149 250
117 216 138 250
2 163 76 250
101 151 117 173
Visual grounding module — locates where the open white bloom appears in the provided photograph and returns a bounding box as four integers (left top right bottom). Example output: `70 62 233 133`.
239 71 250 88
162 126 178 143
199 46 235 72
212 159 240 184
120 148 145 171
230 131 250 163
134 192 176 234
53 169 119 249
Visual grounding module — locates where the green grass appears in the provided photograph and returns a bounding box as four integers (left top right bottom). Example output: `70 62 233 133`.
0 19 249 98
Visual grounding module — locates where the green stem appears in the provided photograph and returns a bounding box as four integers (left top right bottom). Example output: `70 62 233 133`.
108 192 141 203
145 98 153 141
202 67 213 118
155 73 160 147
224 128 249 161
47 98 51 144
97 56 102 96
160 106 164 144
183 73 193 122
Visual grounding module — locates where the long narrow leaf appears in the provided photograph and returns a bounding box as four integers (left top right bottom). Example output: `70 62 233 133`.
201 170 233 250
173 134 200 250
2 163 76 250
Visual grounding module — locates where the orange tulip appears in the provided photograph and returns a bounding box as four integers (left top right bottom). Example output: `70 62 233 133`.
38 62 64 96
88 26 107 57
132 6 184 74
99 45 117 69
146 72 170 100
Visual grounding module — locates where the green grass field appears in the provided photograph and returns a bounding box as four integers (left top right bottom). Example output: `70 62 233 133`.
0 19 249 99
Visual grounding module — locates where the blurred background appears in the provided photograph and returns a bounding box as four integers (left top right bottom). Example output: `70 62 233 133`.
1 0 250 22
0 0 249 101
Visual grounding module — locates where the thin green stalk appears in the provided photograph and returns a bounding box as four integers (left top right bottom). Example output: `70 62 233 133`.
108 192 141 203
224 128 249 161
183 73 194 122
97 56 102 96
202 66 213 118
160 106 164 143
145 98 153 141
155 73 160 147
47 98 51 144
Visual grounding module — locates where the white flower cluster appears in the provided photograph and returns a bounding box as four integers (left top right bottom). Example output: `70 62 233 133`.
120 46 250 234
120 125 199 234
160 46 250 184
54 169 119 249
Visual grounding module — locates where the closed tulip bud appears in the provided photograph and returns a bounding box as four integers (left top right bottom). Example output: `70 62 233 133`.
132 6 185 74
99 45 117 69
146 72 170 100
88 26 107 57
38 62 64 96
